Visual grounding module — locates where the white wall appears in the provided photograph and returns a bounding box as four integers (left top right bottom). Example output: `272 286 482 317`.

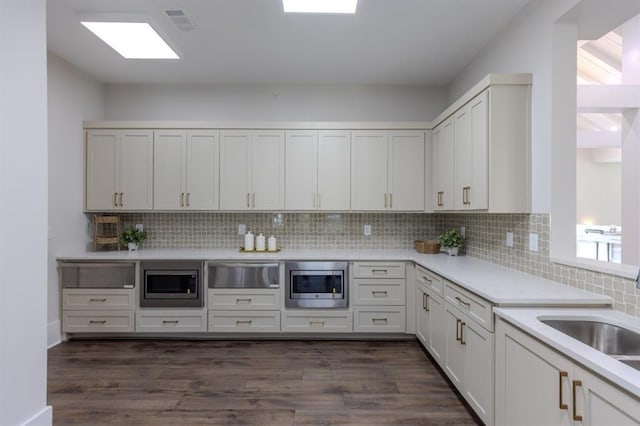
0 0 51 424
446 0 579 213
103 84 447 122
576 149 622 225
47 53 104 347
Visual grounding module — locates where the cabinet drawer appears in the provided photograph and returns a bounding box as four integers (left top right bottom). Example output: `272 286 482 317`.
282 310 353 333
208 311 281 332
62 288 135 311
354 306 406 333
62 310 134 333
208 289 280 310
415 265 444 297
444 281 493 331
136 310 207 332
354 279 405 305
352 262 406 279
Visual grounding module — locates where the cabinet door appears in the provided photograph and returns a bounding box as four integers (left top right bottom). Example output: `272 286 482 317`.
186 130 219 210
575 364 640 426
495 319 573 426
463 318 494 425
317 130 350 210
285 130 317 210
220 130 251 210
351 131 388 210
456 91 488 210
415 285 428 345
443 305 465 388
86 130 118 210
389 131 424 211
118 130 153 210
432 119 454 210
251 130 284 210
427 290 445 364
154 130 186 210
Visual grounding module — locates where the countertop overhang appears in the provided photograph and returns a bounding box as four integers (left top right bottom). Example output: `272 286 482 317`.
57 248 612 307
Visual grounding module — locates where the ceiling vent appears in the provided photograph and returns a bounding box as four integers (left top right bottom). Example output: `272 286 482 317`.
165 10 194 32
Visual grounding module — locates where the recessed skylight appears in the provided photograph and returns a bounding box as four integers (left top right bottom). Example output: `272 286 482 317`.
282 0 358 14
81 22 179 59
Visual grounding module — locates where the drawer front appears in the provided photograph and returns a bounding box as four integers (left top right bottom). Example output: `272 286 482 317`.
354 306 406 333
208 311 281 333
62 288 135 311
354 279 405 306
415 266 444 297
208 289 280 310
352 262 406 279
444 281 493 331
62 310 134 333
136 310 207 332
282 311 353 333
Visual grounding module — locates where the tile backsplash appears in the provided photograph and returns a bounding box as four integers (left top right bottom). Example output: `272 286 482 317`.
106 211 639 317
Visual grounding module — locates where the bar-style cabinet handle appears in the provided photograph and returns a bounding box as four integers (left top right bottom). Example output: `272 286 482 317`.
456 318 462 341
89 298 107 302
384 193 388 208
162 320 179 324
559 371 568 410
246 193 250 208
389 193 393 208
572 380 583 421
425 294 430 312
119 192 124 206
186 193 190 207
422 293 427 310
252 192 256 208
113 192 118 207
181 192 185 207
89 320 106 324
460 321 466 345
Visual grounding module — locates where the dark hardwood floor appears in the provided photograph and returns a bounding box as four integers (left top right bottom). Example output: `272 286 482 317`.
48 339 480 425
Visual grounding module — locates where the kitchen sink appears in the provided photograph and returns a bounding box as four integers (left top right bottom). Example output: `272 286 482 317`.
540 319 640 355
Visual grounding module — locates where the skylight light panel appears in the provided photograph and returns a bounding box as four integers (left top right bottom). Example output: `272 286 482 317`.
282 0 358 14
81 22 179 59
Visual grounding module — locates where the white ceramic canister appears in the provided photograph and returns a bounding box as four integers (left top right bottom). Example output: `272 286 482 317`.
256 233 266 251
244 231 255 251
268 235 277 252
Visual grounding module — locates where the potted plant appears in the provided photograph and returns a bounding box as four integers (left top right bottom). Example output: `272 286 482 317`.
438 229 464 256
121 228 147 251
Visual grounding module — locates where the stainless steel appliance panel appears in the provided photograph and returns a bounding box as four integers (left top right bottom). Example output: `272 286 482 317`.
60 262 135 289
208 262 280 289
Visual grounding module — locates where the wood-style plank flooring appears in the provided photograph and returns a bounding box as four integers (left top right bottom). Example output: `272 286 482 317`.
48 339 480 425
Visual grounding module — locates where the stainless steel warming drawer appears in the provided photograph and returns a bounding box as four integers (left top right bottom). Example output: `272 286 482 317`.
208 262 280 289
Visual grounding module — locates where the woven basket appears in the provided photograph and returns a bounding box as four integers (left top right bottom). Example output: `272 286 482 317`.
415 240 440 254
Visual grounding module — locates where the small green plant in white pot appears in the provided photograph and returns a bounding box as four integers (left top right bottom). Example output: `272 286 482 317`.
438 229 464 256
121 228 147 251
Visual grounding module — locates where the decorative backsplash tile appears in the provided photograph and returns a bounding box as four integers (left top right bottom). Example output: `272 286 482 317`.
100 211 639 317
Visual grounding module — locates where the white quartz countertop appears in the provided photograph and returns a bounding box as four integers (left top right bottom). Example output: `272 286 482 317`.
57 248 611 307
495 307 640 398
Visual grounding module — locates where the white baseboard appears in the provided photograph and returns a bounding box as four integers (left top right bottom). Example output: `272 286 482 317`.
22 406 52 426
47 320 61 348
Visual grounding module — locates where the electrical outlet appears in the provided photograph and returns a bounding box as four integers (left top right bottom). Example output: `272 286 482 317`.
506 232 514 247
460 226 466 239
135 224 144 232
364 224 372 236
529 233 539 252
238 224 246 235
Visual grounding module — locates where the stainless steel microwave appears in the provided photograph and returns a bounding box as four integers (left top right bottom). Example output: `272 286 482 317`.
140 261 203 308
285 261 348 308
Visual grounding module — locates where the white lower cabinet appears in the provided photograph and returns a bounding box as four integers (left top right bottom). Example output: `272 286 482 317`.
282 310 353 333
63 311 135 333
136 310 207 332
415 282 445 364
208 311 281 333
442 284 494 425
354 306 406 333
496 318 640 426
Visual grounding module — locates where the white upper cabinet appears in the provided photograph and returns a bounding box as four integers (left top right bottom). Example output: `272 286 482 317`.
351 130 425 211
432 119 455 210
220 130 284 211
154 130 219 210
431 74 531 212
86 129 153 211
285 130 350 211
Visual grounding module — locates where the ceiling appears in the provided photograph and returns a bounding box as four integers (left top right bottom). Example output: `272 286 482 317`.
47 0 532 85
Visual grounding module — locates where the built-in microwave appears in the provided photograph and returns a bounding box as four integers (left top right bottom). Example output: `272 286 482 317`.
285 261 348 308
140 261 204 308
